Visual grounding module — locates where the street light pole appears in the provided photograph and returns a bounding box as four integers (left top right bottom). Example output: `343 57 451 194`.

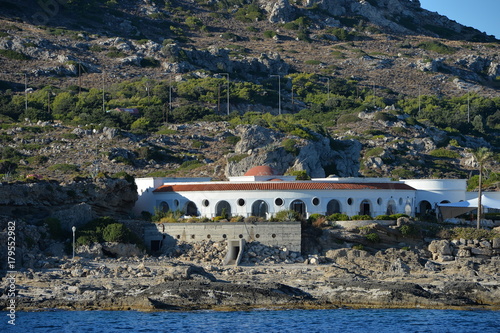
72 226 76 260
270 75 281 115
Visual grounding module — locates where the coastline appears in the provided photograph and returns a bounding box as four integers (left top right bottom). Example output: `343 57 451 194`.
3 253 500 312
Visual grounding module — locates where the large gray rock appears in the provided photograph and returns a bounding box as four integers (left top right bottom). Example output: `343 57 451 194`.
428 240 453 260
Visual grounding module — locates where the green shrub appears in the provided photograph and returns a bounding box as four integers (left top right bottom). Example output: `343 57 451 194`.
102 223 131 243
227 154 247 163
235 4 264 22
44 217 68 241
429 148 461 159
374 215 391 220
282 138 298 155
263 30 276 38
417 41 456 54
140 57 160 67
351 215 372 220
224 135 241 145
305 60 321 65
328 213 350 221
365 232 380 243
365 147 384 157
308 213 325 224
337 113 361 124
275 209 301 222
48 163 79 173
111 171 135 184
399 224 420 237
443 227 499 241
76 233 99 246
179 160 203 170
373 112 397 122
286 170 310 180
0 49 29 60
106 49 127 58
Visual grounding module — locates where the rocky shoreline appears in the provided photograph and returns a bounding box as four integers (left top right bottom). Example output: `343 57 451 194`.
3 246 500 312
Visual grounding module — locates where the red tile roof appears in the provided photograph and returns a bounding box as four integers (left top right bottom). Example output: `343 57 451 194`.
244 165 278 176
153 182 415 193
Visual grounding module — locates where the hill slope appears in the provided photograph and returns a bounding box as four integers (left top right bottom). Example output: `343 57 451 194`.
0 0 499 184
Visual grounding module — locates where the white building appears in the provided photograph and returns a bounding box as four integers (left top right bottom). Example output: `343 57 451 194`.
133 166 474 220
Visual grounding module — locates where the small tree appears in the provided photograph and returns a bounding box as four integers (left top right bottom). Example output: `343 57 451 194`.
471 147 493 229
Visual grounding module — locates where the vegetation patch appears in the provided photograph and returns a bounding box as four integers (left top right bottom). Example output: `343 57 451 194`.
48 163 79 173
429 148 461 159
438 227 499 241
417 41 456 54
0 49 29 60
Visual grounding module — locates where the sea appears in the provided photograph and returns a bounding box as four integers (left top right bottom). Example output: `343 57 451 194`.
2 309 500 333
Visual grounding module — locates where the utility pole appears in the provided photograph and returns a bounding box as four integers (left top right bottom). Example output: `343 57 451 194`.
321 76 330 100
102 71 105 112
78 63 81 96
169 74 172 115
219 73 229 115
467 91 470 123
24 73 28 112
270 74 281 115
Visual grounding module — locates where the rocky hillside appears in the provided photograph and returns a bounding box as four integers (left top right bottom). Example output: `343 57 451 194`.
1 109 496 185
0 0 499 185
0 0 499 98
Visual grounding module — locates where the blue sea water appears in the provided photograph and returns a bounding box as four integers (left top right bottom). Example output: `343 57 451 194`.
2 309 500 333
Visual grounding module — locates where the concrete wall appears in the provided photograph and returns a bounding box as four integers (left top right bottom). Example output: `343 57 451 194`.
144 222 302 252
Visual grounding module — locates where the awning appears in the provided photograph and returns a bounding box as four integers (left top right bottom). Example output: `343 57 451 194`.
437 195 500 219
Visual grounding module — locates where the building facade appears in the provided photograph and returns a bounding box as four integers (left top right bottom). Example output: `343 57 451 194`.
133 166 468 220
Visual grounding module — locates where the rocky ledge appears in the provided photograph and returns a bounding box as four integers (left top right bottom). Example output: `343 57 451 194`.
2 247 500 312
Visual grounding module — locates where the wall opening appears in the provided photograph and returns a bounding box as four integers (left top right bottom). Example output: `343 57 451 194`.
252 200 268 218
386 199 396 215
216 200 232 217
326 199 341 215
159 201 169 212
150 240 161 252
290 199 306 218
186 201 199 216
224 239 245 266
360 200 371 216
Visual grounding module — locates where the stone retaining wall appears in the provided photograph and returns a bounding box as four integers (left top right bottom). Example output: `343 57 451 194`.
144 222 301 252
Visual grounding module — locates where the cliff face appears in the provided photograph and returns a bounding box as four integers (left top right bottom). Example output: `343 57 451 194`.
0 178 138 227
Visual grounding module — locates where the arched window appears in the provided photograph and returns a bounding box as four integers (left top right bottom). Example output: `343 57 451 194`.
418 200 432 215
251 200 268 218
386 199 397 215
360 199 371 216
159 201 169 213
216 200 232 218
290 199 306 217
186 201 199 216
326 199 341 215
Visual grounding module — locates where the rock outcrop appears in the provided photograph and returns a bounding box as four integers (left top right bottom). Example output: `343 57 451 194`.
225 125 361 177
0 178 138 225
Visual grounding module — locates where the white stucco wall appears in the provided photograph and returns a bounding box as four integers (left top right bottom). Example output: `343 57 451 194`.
402 179 467 213
149 186 416 218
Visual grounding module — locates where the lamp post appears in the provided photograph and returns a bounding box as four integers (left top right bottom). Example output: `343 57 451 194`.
72 226 76 260
219 73 230 115
270 74 281 115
